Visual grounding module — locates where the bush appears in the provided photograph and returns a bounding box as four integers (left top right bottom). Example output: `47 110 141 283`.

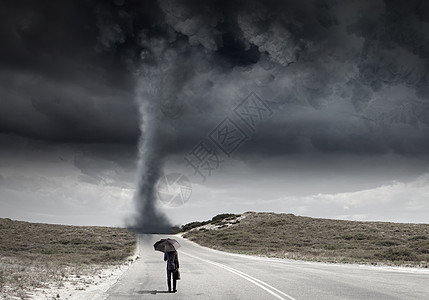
411 240 429 254
181 221 209 232
211 214 240 224
324 243 343 250
376 248 418 261
93 245 114 251
376 240 398 247
409 235 428 241
353 233 374 240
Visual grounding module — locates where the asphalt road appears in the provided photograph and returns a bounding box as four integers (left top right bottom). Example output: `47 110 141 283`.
106 234 429 299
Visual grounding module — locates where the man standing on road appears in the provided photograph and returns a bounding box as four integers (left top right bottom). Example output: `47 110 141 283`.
164 250 179 293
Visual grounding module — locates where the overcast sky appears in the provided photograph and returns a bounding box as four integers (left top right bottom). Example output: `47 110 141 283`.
1 0 429 227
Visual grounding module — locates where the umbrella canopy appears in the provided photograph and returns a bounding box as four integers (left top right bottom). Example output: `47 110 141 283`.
153 238 181 253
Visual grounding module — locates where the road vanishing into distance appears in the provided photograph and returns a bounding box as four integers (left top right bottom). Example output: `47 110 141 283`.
106 234 429 300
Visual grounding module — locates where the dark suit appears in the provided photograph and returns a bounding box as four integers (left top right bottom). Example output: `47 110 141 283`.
164 251 179 292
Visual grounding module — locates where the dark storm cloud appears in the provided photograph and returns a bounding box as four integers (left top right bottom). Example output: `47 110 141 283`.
0 0 140 143
1 0 429 155
148 0 429 157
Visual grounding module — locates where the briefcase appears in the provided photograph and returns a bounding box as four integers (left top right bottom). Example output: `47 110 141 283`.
174 269 181 280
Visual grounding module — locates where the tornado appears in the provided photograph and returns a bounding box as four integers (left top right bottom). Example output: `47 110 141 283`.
129 39 194 233
131 100 172 233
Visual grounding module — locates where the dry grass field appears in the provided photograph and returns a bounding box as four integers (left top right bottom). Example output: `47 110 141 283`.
0 218 136 299
183 212 429 268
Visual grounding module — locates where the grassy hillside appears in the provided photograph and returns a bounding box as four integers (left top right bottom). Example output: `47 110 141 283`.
0 218 136 298
183 212 429 268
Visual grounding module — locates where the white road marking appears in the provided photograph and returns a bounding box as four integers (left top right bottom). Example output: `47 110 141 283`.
181 251 297 300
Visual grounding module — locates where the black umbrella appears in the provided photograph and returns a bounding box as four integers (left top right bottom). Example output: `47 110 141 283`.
154 238 181 253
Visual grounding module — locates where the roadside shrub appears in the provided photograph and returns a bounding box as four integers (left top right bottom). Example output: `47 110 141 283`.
376 248 418 261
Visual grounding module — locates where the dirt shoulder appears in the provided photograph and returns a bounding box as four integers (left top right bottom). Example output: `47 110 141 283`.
183 212 429 268
0 218 137 299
